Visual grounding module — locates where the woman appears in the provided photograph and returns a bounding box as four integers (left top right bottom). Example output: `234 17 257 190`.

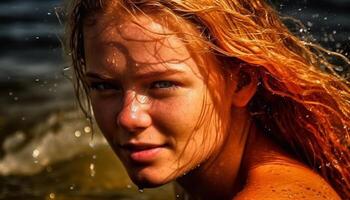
65 0 350 199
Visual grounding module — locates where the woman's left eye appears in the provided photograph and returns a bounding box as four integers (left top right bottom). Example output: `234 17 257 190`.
150 81 177 89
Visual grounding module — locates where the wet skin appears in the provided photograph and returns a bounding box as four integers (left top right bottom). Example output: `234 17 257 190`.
83 14 341 200
83 15 229 188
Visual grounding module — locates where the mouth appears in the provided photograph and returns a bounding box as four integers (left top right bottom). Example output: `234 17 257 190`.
120 143 166 163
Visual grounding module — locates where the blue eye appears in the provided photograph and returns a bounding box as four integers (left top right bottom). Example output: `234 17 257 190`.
90 82 118 91
151 81 177 89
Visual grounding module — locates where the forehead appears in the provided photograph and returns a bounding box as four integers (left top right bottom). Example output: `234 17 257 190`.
83 13 199 73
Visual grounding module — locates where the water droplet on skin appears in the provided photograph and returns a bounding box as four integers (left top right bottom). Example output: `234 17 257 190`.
137 94 149 104
127 184 132 189
63 66 70 71
325 162 331 167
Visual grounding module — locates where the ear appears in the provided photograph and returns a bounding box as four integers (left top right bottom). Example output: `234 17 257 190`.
231 72 258 108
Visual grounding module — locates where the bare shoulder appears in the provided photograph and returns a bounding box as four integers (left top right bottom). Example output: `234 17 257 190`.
234 163 341 200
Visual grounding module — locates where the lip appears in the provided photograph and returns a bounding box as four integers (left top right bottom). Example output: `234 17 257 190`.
121 143 165 162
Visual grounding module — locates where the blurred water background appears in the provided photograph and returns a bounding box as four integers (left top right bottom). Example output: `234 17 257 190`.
0 0 349 199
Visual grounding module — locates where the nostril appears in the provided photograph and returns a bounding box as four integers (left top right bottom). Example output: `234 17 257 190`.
116 99 152 132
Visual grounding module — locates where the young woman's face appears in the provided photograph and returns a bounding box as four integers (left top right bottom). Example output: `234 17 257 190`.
84 14 226 187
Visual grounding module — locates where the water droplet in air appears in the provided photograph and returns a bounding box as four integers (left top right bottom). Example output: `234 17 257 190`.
49 193 55 199
334 66 344 72
138 189 144 193
35 36 40 40
74 130 81 138
90 163 96 177
35 78 40 82
307 21 313 27
84 126 91 133
14 97 19 101
9 92 13 96
32 149 40 158
69 185 75 190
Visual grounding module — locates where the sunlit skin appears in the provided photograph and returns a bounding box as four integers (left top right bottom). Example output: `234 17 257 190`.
83 14 341 200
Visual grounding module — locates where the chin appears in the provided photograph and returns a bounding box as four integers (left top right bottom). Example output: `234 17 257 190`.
127 166 173 188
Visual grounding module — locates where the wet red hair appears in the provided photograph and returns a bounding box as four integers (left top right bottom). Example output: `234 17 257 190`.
65 0 350 198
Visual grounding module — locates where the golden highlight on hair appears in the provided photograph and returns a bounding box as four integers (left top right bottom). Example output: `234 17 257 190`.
64 0 350 198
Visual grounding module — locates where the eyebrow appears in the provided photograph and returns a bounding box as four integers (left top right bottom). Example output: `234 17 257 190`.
133 68 186 79
84 71 116 81
84 68 186 81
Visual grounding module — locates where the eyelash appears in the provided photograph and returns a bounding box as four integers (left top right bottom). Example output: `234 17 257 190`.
89 81 178 92
150 81 178 90
89 82 120 91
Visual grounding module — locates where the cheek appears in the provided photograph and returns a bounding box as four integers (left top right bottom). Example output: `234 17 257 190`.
150 95 204 141
91 97 119 138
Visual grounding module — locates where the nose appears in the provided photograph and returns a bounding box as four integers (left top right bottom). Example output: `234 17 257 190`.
117 91 152 132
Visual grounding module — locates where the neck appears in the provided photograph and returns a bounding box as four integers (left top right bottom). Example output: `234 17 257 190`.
176 108 256 200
